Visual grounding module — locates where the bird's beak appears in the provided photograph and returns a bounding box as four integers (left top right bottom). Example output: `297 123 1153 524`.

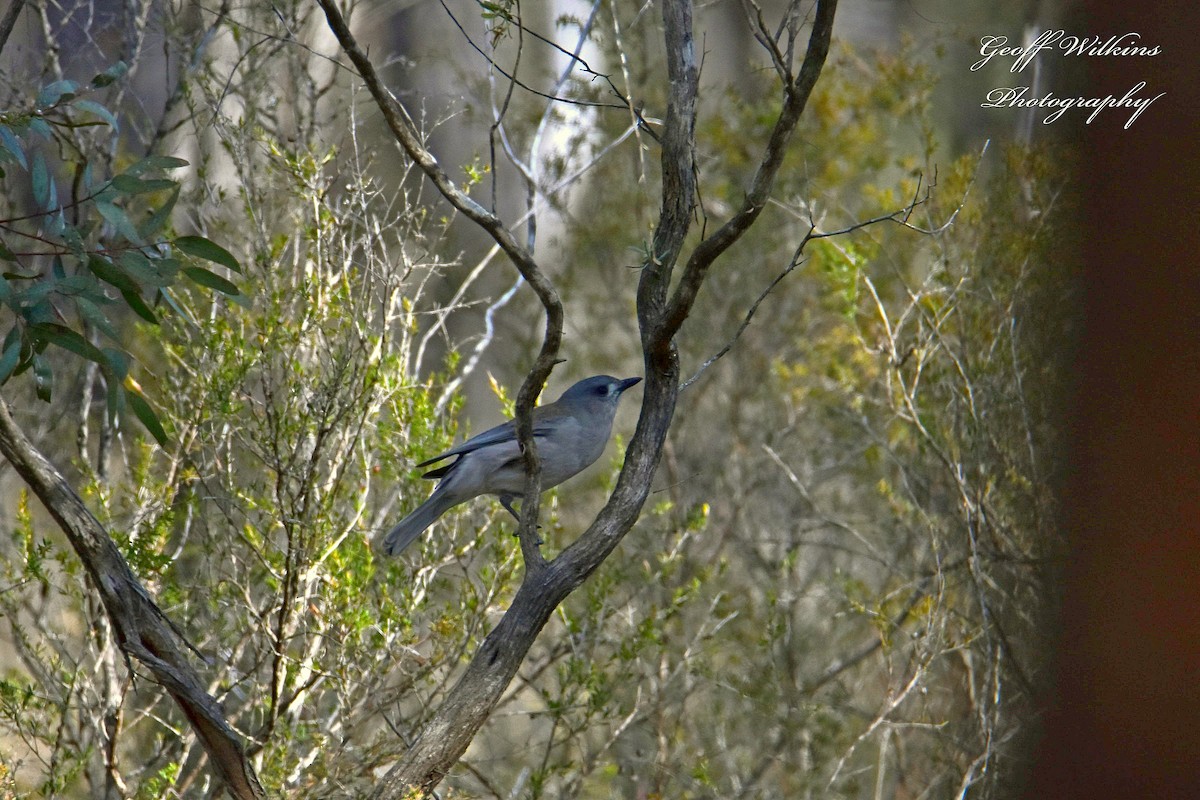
618 377 643 393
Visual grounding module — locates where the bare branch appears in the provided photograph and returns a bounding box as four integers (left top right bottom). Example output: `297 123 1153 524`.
0 398 266 800
657 0 838 343
0 0 26 57
315 0 564 573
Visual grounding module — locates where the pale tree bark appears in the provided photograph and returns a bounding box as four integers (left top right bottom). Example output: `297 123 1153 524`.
317 0 839 796
0 398 267 800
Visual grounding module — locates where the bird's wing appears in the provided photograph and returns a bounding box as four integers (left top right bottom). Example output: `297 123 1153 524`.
415 411 564 469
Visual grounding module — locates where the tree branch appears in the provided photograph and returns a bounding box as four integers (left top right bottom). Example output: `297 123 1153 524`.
657 0 838 342
315 0 564 571
319 1 838 795
0 397 266 800
0 0 25 57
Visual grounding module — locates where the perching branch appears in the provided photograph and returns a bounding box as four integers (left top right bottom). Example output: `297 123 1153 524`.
318 1 840 795
0 397 267 800
316 0 563 570
657 0 838 343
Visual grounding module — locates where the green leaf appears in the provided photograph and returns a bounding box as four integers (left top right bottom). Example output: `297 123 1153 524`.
28 118 52 141
112 174 175 194
126 389 168 445
87 255 138 293
0 240 15 262
117 250 169 287
76 296 120 341
0 125 26 169
57 274 109 301
14 281 55 310
36 79 78 109
32 353 51 401
139 184 180 239
30 152 54 210
158 288 197 326
124 155 188 175
73 100 118 131
101 347 128 380
91 61 128 88
183 265 240 296
120 288 158 324
28 323 108 366
175 236 241 273
59 220 86 258
0 333 20 383
23 297 56 326
96 200 142 244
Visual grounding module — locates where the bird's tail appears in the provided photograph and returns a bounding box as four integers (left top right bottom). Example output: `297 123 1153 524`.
380 490 459 556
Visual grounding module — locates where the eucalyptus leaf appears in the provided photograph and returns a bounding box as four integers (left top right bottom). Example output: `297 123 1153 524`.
139 184 180 239
32 354 51 401
0 334 20 383
76 296 120 342
28 118 53 141
126 389 168 445
96 200 143 244
91 61 128 88
120 288 159 324
175 236 241 273
31 152 51 209
124 155 188 175
73 99 118 131
112 174 176 194
117 250 168 286
36 79 78 109
183 265 240 296
0 125 26 169
87 255 138 293
29 323 108 366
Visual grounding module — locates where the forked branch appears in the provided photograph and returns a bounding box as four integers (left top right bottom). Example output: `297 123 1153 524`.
317 1 839 796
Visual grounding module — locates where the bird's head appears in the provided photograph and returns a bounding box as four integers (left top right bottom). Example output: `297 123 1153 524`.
559 375 642 406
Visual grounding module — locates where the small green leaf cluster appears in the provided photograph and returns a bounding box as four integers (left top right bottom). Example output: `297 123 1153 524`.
0 63 243 443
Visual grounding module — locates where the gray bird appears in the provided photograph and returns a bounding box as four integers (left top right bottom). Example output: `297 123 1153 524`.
381 375 642 555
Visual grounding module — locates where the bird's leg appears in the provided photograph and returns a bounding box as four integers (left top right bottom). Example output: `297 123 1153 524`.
498 494 521 521
498 494 543 545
